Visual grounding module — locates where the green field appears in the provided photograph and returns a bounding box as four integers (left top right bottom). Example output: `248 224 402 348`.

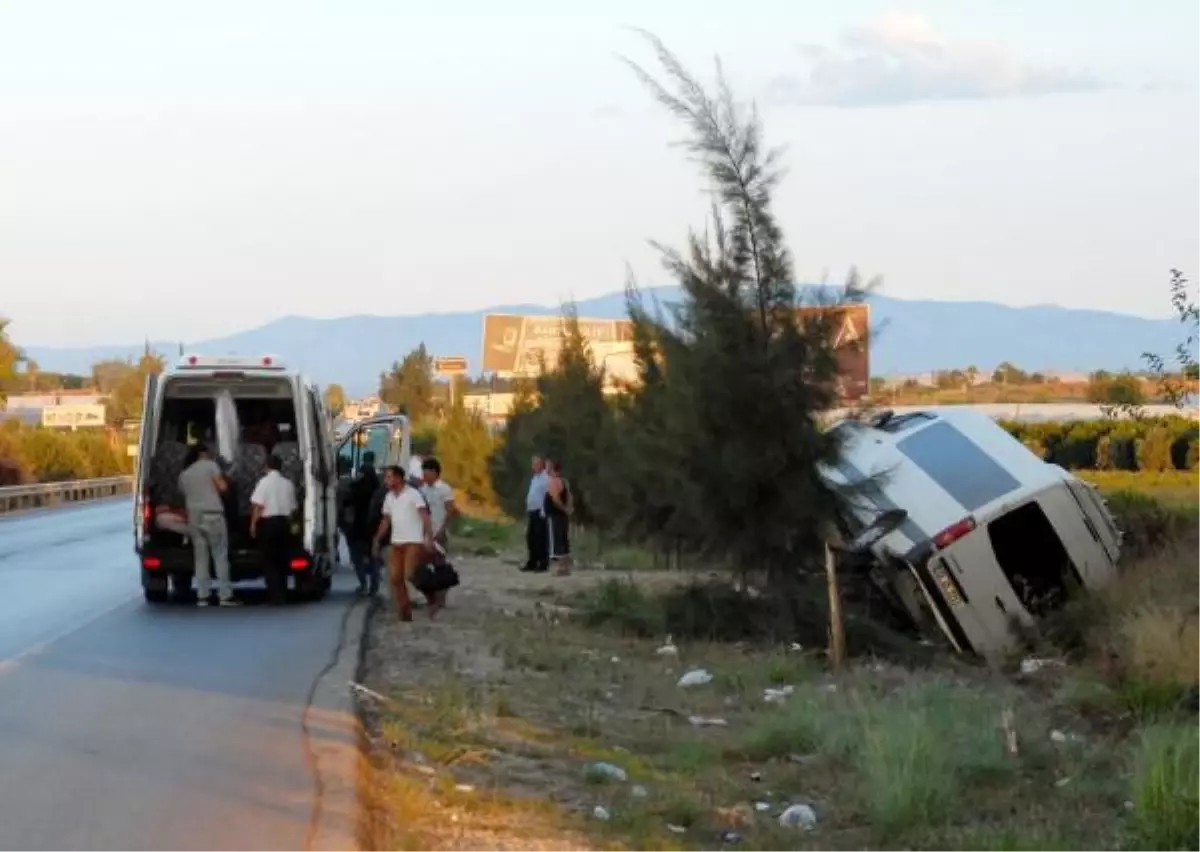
1080 469 1199 507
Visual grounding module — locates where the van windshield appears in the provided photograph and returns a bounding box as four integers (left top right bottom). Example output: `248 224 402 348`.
897 421 1020 512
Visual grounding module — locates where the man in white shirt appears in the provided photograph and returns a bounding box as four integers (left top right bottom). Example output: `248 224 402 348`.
250 454 298 605
420 457 458 549
373 465 434 621
521 455 550 573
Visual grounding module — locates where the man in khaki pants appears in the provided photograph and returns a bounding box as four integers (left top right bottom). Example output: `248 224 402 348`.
177 441 240 607
373 465 434 621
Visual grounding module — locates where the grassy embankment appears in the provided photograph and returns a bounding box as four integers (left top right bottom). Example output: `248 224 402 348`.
356 473 1198 851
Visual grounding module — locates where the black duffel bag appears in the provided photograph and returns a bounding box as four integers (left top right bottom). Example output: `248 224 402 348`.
411 560 460 595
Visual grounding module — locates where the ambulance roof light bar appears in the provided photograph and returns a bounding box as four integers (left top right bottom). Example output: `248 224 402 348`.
175 354 287 371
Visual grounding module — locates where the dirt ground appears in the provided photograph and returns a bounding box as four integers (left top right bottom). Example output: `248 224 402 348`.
353 535 1198 852
355 554 688 851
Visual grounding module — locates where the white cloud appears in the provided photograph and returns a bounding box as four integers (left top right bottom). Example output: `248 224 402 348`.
768 12 1103 107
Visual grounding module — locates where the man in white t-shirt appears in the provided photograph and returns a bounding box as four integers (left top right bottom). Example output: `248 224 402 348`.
419 457 458 549
373 465 433 621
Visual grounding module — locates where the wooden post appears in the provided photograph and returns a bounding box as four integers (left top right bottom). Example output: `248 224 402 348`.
825 543 846 673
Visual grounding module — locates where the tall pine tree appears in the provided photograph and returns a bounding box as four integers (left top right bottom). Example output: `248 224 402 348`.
620 33 871 623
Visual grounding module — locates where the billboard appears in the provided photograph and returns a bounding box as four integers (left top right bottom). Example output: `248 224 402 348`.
481 314 636 378
42 403 106 429
797 304 870 401
481 305 869 399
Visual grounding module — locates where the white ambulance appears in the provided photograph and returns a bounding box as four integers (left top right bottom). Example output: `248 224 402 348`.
133 354 411 603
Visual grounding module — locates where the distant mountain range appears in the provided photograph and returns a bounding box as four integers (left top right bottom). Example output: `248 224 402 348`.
23 287 1181 396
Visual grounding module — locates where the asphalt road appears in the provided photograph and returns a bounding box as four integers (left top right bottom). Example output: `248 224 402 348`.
0 499 362 851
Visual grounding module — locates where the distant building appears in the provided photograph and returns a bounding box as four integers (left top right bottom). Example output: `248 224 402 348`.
463 392 516 425
342 396 384 423
3 390 105 411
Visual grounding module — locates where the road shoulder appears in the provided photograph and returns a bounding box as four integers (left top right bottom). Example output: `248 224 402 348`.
306 595 369 851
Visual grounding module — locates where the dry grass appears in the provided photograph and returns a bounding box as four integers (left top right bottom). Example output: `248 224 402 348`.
356 499 1198 850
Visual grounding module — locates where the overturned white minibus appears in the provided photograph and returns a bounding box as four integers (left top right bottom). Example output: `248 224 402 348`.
823 408 1122 660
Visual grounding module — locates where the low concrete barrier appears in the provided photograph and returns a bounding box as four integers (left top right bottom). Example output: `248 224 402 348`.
0 476 133 515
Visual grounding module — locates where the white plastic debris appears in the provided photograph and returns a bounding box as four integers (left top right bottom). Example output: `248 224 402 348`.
630 784 649 799
678 668 714 687
763 685 795 703
778 803 818 830
720 830 743 844
586 762 628 782
1055 777 1072 788
454 783 475 793
688 715 728 727
610 656 621 664
1020 657 1064 675
656 635 679 657
754 801 771 812
789 642 804 652
1050 730 1068 744
666 824 687 834
592 805 611 821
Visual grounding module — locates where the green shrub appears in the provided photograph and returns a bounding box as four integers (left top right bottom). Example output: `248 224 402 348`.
576 579 663 637
1000 417 1200 470
1186 439 1199 471
410 423 439 458
1128 724 1199 850
1137 427 1176 472
1106 490 1194 558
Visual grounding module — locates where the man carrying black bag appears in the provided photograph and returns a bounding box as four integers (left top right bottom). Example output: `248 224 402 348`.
410 541 460 609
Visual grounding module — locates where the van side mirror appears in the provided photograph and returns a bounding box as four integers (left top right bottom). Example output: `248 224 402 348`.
835 508 909 557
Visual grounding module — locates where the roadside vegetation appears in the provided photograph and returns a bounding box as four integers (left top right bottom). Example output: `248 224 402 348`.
0 420 131 486
355 35 1198 852
357 483 1197 851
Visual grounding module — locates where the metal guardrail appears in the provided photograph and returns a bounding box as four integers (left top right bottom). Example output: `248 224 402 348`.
0 476 134 515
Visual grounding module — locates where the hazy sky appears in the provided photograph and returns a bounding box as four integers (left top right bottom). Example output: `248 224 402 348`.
1 0 1197 347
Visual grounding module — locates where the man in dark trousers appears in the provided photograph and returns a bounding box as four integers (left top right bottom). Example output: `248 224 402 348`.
348 451 383 596
521 454 550 573
250 454 298 605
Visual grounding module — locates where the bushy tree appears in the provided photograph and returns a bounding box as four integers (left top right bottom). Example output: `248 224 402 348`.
489 380 543 517
489 311 612 523
0 318 24 400
20 428 91 482
487 40 877 635
92 348 165 426
436 399 496 507
1144 269 1198 408
992 361 1028 384
1088 371 1145 407
323 383 347 416
585 36 868 623
379 344 436 422
0 427 29 485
